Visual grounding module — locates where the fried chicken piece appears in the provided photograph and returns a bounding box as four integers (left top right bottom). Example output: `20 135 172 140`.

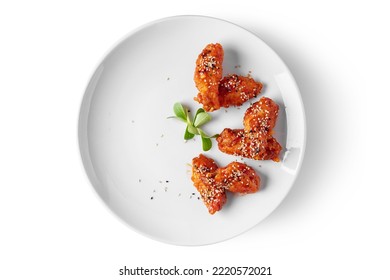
191 154 261 214
191 154 227 214
243 96 279 133
215 161 260 194
194 43 264 111
219 74 263 108
217 97 282 162
217 129 282 161
194 43 224 112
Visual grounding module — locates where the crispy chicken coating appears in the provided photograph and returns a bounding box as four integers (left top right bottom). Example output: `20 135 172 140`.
194 43 224 112
217 129 282 161
219 74 263 108
191 154 261 214
215 161 260 194
191 154 226 215
217 97 282 162
194 44 263 111
243 96 279 133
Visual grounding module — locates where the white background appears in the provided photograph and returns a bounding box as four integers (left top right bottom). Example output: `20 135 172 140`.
1 1 389 279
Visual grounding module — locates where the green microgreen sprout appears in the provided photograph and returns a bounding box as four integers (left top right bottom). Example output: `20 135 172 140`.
168 102 219 151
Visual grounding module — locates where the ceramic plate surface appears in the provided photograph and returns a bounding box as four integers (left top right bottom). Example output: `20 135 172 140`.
79 15 306 245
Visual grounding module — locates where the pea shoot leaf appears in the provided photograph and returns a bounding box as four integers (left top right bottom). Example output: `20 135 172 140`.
187 124 198 135
193 108 205 123
193 112 211 127
173 102 187 122
169 102 216 151
201 136 212 151
184 126 195 140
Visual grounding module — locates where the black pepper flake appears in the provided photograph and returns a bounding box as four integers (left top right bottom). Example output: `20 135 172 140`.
150 197 154 200
165 180 169 183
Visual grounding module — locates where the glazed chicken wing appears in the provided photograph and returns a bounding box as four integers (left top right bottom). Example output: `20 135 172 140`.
191 154 227 214
217 128 282 161
191 154 261 214
194 43 263 111
219 74 263 108
243 96 279 133
217 97 282 162
215 161 260 194
194 43 224 112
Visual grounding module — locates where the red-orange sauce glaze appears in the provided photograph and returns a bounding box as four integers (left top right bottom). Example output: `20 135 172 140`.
191 154 226 214
217 97 282 162
219 74 263 108
194 43 263 111
191 154 260 214
215 161 260 194
194 43 224 112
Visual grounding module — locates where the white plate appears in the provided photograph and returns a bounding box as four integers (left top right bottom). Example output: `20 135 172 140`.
78 15 306 245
